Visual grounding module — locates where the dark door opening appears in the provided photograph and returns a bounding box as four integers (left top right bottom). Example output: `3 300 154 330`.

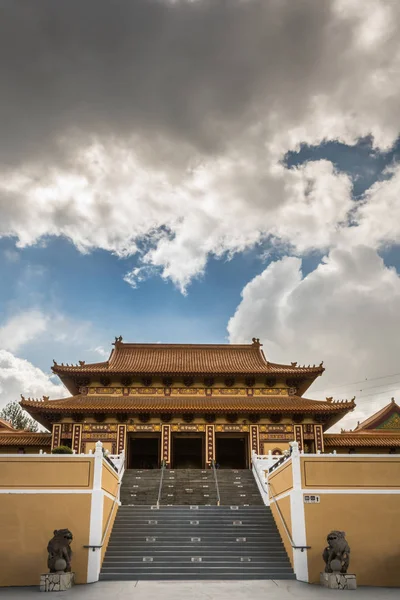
216 435 248 469
172 434 204 468
128 435 160 469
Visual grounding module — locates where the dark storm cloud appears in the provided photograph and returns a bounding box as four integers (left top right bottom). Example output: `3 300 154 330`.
0 0 351 166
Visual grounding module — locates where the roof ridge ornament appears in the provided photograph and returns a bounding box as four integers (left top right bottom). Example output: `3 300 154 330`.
78 360 85 366
291 362 297 367
326 397 333 403
113 335 123 346
251 337 262 347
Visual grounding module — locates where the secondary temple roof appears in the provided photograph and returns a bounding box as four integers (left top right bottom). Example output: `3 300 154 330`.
51 338 325 377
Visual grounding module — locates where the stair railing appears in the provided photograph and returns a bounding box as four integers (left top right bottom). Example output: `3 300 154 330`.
211 459 221 506
267 480 310 552
156 460 166 508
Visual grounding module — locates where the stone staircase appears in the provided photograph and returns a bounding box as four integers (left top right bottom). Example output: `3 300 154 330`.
101 468 294 580
120 468 265 506
100 505 294 580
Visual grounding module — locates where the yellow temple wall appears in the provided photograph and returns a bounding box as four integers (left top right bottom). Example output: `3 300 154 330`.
300 455 400 489
0 449 121 587
270 494 293 566
268 461 293 497
0 493 91 587
0 455 94 490
299 455 400 586
305 493 400 587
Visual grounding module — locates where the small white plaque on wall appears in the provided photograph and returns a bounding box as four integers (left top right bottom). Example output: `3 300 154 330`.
304 494 320 503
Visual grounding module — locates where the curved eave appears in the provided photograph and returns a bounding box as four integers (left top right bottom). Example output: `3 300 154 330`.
325 433 400 447
21 396 354 425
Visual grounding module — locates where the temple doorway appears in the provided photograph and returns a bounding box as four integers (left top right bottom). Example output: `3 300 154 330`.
215 434 248 469
172 433 204 468
128 434 160 469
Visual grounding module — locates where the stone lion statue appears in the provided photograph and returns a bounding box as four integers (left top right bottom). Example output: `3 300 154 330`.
322 531 350 574
47 529 73 573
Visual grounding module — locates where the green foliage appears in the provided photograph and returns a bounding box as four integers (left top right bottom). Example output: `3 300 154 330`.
51 446 74 454
0 401 39 432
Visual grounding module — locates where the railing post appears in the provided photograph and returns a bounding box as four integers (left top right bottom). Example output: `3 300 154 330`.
289 441 308 582
87 441 104 583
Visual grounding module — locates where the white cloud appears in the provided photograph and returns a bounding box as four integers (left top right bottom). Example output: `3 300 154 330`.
0 349 67 410
0 310 48 353
0 1 399 290
228 246 400 430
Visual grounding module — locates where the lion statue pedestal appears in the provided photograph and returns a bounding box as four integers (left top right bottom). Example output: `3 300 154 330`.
320 531 357 590
40 529 75 592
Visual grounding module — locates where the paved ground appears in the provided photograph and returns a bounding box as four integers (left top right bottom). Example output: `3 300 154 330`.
0 580 398 599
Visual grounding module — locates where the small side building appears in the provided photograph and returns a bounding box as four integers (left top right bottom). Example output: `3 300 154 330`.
324 398 400 454
0 418 51 454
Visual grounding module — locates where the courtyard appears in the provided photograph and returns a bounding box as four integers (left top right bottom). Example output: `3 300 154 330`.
0 580 398 600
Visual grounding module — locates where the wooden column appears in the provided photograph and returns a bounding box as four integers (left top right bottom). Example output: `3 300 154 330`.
314 424 324 453
294 424 304 453
117 424 127 455
51 424 61 450
161 424 171 466
250 425 260 454
206 424 215 466
72 424 82 454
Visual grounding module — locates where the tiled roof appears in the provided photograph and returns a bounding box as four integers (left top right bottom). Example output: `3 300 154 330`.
0 418 15 431
324 433 400 447
52 340 324 377
0 432 51 446
20 394 354 413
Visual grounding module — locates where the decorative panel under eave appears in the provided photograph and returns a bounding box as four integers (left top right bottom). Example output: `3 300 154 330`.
161 424 171 466
314 424 324 452
294 424 304 452
206 424 215 465
51 424 61 450
72 424 82 454
117 424 127 454
250 425 260 454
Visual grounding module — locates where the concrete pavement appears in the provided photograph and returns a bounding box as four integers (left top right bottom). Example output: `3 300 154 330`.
0 580 398 599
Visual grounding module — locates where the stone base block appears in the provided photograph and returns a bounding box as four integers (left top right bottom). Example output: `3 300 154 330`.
320 572 357 590
40 572 75 592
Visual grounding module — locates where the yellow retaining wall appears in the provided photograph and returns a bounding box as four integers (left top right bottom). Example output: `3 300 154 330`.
0 493 91 586
0 453 121 587
0 456 94 489
102 462 119 496
305 493 400 586
268 461 293 497
267 460 294 567
301 456 400 489
270 495 293 566
300 455 400 587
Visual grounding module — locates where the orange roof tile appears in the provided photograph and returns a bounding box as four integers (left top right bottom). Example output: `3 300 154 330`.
20 394 353 414
0 432 51 446
324 433 400 447
52 340 324 377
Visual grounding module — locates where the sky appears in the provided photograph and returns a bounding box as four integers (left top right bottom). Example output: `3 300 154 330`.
1 0 400 432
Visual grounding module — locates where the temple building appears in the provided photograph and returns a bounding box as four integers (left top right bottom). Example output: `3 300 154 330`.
324 398 400 454
0 418 51 454
18 338 359 466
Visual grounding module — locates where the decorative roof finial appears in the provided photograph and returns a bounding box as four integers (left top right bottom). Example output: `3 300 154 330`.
78 360 86 366
291 362 297 367
391 397 395 403
251 337 262 347
326 397 333 403
113 335 123 345
53 359 58 366
319 361 324 367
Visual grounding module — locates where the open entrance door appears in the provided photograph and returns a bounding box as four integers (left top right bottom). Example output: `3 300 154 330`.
215 433 248 468
172 433 204 468
128 434 160 469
